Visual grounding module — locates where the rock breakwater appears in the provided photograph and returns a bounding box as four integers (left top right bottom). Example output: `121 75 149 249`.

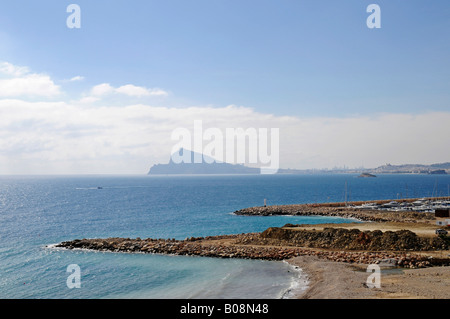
233 205 435 223
55 232 450 269
56 235 301 260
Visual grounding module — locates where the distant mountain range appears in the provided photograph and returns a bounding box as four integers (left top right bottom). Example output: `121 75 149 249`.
148 149 449 175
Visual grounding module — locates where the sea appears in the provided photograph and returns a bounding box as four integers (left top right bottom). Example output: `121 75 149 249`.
1 173 449 299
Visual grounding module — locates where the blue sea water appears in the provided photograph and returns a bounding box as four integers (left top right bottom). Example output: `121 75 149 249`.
0 174 449 299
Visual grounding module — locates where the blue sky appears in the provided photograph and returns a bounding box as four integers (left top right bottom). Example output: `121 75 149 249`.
1 0 448 116
0 1 449 173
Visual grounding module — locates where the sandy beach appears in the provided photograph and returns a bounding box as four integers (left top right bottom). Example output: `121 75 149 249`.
289 255 450 299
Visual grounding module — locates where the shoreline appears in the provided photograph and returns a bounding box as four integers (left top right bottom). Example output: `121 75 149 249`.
286 256 375 299
53 232 450 299
53 199 450 299
287 256 450 299
50 242 450 299
279 260 310 299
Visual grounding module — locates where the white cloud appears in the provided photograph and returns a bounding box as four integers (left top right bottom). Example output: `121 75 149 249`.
0 61 29 76
76 96 101 104
0 74 61 97
147 88 169 96
90 83 168 97
0 62 61 97
68 75 84 82
116 84 151 97
91 83 114 96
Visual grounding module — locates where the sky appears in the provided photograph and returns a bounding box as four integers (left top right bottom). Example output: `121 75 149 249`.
0 0 449 174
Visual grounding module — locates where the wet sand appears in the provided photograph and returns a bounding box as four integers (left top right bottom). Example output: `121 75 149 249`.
288 256 450 299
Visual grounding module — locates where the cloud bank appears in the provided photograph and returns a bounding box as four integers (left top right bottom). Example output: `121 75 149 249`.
0 62 449 174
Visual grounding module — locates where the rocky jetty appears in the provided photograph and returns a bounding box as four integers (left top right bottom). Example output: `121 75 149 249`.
56 235 301 260
55 231 450 269
233 204 435 222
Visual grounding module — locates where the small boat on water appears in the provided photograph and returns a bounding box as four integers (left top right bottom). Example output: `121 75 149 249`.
359 173 376 178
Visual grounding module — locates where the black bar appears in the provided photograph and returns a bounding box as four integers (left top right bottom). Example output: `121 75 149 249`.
0 299 448 318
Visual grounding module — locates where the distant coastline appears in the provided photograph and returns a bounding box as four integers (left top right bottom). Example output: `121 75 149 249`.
268 163 449 175
148 151 450 175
